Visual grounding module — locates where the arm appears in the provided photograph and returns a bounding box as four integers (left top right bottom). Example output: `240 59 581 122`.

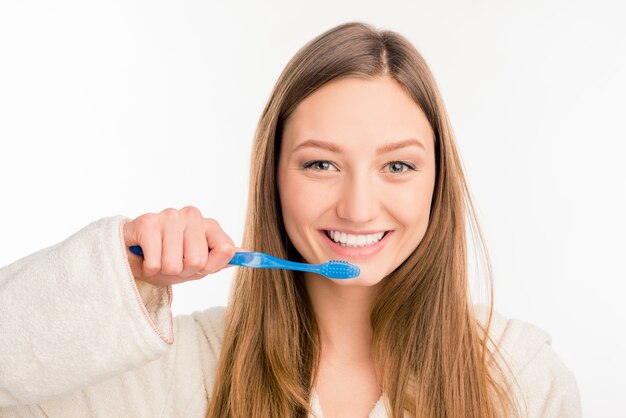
0 215 174 407
0 306 227 417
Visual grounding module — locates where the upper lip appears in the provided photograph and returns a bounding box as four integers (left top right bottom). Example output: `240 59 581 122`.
321 228 391 235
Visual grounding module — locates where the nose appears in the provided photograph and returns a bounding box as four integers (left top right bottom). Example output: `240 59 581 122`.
335 173 381 224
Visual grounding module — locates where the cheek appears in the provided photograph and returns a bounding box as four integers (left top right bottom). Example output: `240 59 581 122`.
278 170 327 237
386 179 434 236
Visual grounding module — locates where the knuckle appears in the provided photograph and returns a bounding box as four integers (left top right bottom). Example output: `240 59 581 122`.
204 217 218 228
135 213 158 230
222 242 235 255
142 263 160 277
181 205 202 218
185 255 206 269
161 261 183 275
160 207 179 219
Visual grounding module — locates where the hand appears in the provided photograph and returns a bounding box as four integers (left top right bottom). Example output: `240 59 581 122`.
122 206 240 286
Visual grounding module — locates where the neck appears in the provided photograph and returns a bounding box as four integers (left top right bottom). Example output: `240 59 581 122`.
304 273 382 363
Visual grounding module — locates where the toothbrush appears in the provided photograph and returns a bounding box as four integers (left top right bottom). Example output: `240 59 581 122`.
127 246 360 279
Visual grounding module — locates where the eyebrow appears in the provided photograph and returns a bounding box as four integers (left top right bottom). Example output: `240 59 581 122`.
292 138 426 155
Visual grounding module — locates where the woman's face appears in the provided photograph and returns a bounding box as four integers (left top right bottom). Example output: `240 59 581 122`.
277 75 436 287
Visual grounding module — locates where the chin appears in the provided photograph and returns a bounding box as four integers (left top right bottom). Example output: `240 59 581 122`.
330 272 387 287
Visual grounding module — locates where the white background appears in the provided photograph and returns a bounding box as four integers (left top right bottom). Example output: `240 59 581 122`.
1 0 624 416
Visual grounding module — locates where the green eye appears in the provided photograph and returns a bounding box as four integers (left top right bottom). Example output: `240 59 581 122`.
386 161 415 173
302 160 336 171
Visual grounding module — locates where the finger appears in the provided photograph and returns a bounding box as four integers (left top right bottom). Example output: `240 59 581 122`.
132 215 163 279
160 210 184 276
197 218 236 274
200 242 236 275
180 215 210 278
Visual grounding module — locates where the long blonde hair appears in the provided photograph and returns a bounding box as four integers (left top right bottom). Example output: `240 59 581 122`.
207 22 519 417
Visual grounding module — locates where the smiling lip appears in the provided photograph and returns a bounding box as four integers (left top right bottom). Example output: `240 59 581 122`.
319 230 392 259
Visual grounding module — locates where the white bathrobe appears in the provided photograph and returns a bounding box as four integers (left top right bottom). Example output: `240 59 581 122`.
0 215 582 417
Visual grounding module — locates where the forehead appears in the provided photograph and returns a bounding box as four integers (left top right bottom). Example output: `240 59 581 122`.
282 76 434 153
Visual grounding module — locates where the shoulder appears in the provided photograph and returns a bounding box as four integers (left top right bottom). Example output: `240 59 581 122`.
472 303 553 375
186 304 227 337
472 304 582 417
187 305 228 351
169 305 228 364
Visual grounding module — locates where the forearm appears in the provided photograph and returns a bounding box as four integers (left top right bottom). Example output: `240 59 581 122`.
0 215 173 406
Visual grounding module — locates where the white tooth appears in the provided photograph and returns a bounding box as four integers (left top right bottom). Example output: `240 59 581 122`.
356 235 366 246
327 231 386 247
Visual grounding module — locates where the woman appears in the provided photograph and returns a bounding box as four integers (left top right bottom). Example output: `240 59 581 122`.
0 22 580 417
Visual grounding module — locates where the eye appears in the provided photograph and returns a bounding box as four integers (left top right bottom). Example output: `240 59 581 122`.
301 160 417 174
302 160 338 171
385 161 416 174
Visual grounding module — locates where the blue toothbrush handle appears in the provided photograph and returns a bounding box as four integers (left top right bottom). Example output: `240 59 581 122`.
128 246 316 273
128 245 144 257
228 251 318 274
